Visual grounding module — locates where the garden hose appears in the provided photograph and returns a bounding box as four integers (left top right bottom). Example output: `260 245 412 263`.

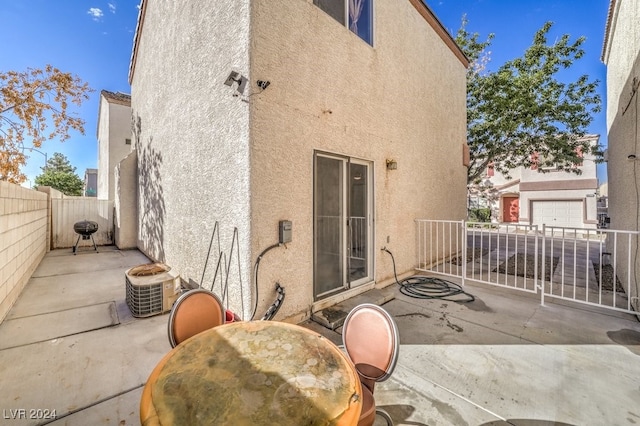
382 247 475 303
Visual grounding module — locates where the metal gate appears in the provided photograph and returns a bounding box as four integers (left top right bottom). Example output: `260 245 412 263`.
416 219 639 316
51 198 114 249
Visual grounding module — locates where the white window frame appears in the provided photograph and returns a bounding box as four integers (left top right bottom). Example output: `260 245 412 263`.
313 0 374 46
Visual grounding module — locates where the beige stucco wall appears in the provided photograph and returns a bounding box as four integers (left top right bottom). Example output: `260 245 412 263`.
97 95 132 201
114 151 138 249
0 182 48 323
603 0 640 310
130 1 253 317
130 0 467 321
248 0 468 319
603 0 640 130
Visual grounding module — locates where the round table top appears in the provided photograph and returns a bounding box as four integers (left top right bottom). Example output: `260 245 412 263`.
141 321 362 425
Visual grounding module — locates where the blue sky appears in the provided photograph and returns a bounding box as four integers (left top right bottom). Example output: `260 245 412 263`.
1 1 609 186
0 1 140 186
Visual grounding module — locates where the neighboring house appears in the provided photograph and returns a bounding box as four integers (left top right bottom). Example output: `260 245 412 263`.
83 168 97 197
127 0 469 321
97 90 132 201
601 0 640 310
475 134 600 229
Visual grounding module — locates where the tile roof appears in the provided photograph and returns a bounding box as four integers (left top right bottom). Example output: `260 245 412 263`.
601 0 617 63
101 90 131 106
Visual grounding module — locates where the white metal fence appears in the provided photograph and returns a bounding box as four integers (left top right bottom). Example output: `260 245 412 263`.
416 219 640 315
51 198 114 249
541 225 639 314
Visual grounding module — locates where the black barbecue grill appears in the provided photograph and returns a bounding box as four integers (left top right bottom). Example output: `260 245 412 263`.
73 220 99 254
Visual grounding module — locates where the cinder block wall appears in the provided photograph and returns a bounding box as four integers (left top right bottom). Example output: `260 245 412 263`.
0 182 48 323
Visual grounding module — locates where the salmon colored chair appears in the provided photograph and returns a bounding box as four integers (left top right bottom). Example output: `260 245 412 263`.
342 304 399 426
167 289 225 347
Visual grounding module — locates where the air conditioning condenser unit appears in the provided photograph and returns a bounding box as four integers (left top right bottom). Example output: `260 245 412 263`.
125 263 181 317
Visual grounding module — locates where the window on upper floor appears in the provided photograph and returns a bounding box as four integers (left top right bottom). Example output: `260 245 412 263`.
487 161 495 177
313 0 373 45
531 146 584 171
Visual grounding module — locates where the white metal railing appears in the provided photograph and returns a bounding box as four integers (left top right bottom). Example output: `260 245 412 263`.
316 215 367 260
465 222 539 293
541 225 640 314
415 220 465 279
349 216 366 260
415 219 640 315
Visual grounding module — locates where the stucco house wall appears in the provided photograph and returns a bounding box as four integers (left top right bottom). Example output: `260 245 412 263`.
602 0 640 309
114 151 138 249
130 1 253 315
248 0 468 319
129 0 468 321
97 91 132 201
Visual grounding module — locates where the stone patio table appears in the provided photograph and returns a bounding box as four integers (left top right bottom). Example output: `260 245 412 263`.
140 320 362 425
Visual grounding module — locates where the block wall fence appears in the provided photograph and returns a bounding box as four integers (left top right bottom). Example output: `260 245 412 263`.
0 182 49 323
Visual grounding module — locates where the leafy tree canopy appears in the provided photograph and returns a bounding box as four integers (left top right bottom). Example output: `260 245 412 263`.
34 152 84 196
457 19 602 184
0 65 92 183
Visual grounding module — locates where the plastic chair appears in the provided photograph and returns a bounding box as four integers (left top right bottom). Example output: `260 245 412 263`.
167 288 225 347
342 303 399 426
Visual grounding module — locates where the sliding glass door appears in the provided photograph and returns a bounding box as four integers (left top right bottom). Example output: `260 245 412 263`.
314 153 373 299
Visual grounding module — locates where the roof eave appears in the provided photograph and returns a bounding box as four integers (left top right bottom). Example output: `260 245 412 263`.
128 0 147 85
127 0 469 83
408 0 470 68
601 0 617 64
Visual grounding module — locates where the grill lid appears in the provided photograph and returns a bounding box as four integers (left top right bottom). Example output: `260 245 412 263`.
74 220 99 235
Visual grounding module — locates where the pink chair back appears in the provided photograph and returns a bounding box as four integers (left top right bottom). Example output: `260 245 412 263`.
342 303 399 388
167 289 225 347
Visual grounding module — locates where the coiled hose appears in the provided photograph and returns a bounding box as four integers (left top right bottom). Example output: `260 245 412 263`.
382 247 475 303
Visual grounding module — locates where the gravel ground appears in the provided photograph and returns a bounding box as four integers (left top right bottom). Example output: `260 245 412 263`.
450 248 489 265
450 250 625 294
593 263 625 292
493 253 559 281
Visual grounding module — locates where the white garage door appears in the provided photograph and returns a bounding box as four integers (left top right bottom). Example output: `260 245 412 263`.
532 201 584 228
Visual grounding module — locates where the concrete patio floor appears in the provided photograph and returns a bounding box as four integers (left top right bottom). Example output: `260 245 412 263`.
1 247 639 425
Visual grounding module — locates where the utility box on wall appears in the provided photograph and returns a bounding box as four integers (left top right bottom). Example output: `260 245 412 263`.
279 220 292 244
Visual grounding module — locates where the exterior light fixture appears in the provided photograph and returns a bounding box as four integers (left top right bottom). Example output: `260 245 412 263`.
386 159 397 170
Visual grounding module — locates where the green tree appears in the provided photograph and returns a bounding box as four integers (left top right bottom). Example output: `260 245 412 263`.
457 20 602 184
34 152 84 196
0 65 92 183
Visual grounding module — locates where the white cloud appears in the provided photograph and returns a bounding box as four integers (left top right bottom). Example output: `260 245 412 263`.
87 7 104 21
108 3 116 14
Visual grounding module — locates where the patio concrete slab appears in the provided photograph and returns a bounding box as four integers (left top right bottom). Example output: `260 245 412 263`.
1 248 640 425
48 387 142 426
0 302 118 350
6 269 125 319
0 312 168 426
30 247 150 279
